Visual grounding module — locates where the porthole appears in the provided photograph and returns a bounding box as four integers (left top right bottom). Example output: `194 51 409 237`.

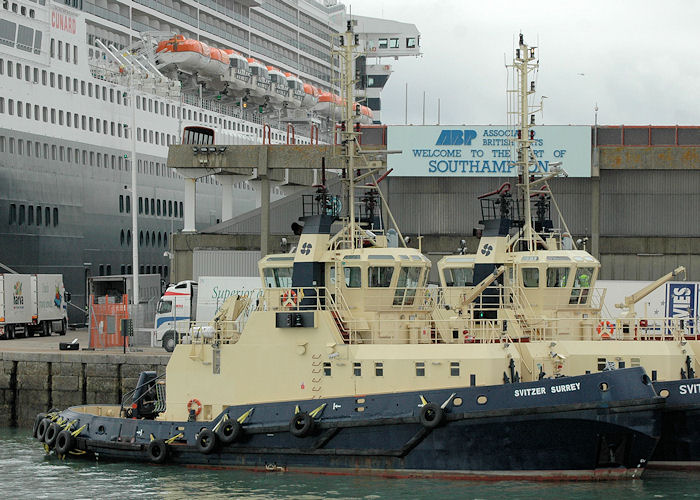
659 389 670 398
453 397 463 407
599 382 609 392
476 395 488 405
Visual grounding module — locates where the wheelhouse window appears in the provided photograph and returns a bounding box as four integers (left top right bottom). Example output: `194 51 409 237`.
394 266 421 306
344 266 361 288
263 267 292 288
444 267 473 286
368 266 394 287
546 267 569 288
522 268 539 288
570 267 595 305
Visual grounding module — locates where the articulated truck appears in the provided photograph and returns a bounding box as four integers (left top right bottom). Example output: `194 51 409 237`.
0 274 69 339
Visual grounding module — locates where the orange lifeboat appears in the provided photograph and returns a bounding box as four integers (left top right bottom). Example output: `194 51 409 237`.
155 35 228 78
301 83 319 109
313 91 345 121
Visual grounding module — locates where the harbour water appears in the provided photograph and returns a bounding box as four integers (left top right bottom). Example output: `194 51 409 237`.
3 428 700 499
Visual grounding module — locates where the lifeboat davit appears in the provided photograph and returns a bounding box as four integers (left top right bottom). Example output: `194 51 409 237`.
300 83 319 110
266 65 289 110
156 35 228 79
246 58 271 105
313 91 345 121
221 49 251 98
283 73 305 109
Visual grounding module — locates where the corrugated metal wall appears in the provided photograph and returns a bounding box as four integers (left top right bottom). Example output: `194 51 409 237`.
193 250 261 280
385 177 592 236
600 170 700 236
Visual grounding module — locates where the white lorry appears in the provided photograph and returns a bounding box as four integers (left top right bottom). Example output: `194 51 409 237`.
154 276 262 352
0 274 69 339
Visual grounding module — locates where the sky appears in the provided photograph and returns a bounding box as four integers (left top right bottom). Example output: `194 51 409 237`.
346 0 700 127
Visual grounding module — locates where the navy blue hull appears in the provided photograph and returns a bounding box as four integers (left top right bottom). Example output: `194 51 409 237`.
36 368 663 480
650 378 700 466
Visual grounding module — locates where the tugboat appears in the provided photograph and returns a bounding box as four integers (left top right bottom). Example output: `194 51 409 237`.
435 35 700 469
33 28 664 480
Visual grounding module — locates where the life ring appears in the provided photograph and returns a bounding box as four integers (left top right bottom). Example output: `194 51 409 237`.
187 398 203 416
597 321 615 339
282 289 297 308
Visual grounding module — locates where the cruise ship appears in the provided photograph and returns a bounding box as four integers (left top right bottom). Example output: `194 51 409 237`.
0 0 420 324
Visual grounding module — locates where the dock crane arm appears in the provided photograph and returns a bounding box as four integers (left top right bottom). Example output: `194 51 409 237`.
615 266 686 318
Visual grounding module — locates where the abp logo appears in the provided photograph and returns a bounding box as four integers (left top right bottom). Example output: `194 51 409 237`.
436 129 478 146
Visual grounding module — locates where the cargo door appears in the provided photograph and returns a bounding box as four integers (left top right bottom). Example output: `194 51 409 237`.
5 275 33 324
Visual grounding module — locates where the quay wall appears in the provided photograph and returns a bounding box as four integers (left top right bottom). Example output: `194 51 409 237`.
0 352 168 428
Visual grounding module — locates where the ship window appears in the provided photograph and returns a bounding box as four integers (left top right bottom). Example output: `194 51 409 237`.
0 98 3 113
546 267 569 288
353 362 361 376
43 143 47 159
127 230 131 246
18 204 25 225
389 38 399 48
263 267 292 288
6 60 11 77
120 229 124 245
368 266 394 287
323 362 331 376
119 195 124 213
378 38 388 49
57 74 62 89
344 267 361 288
45 207 49 225
7 99 13 115
26 205 33 225
597 358 607 371
174 202 178 218
522 268 539 288
168 201 172 217
406 37 417 48
375 362 383 376
53 208 58 226
58 40 62 60
80 115 85 129
99 265 104 276
8 204 16 224
36 206 41 225
150 199 155 214
126 196 130 213
444 267 473 287
450 361 460 377
415 362 425 377
164 233 167 248
179 202 183 217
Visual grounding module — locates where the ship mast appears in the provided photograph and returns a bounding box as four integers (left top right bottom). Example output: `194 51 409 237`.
338 20 359 249
509 34 540 252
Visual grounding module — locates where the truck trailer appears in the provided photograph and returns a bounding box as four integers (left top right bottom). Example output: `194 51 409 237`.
0 274 69 339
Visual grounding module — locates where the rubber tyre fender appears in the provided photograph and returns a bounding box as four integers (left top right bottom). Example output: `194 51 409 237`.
419 403 445 429
33 413 47 438
146 439 168 464
36 417 51 441
196 428 217 454
289 412 314 438
44 422 61 448
216 420 242 445
162 331 178 353
55 430 75 456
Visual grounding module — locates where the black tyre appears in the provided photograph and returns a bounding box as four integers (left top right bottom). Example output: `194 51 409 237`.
419 403 445 429
146 439 168 464
216 420 241 445
55 430 74 456
289 412 314 438
40 322 50 337
37 418 51 442
6 325 15 340
44 422 61 447
196 429 217 454
33 414 48 439
59 319 67 336
162 331 178 353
